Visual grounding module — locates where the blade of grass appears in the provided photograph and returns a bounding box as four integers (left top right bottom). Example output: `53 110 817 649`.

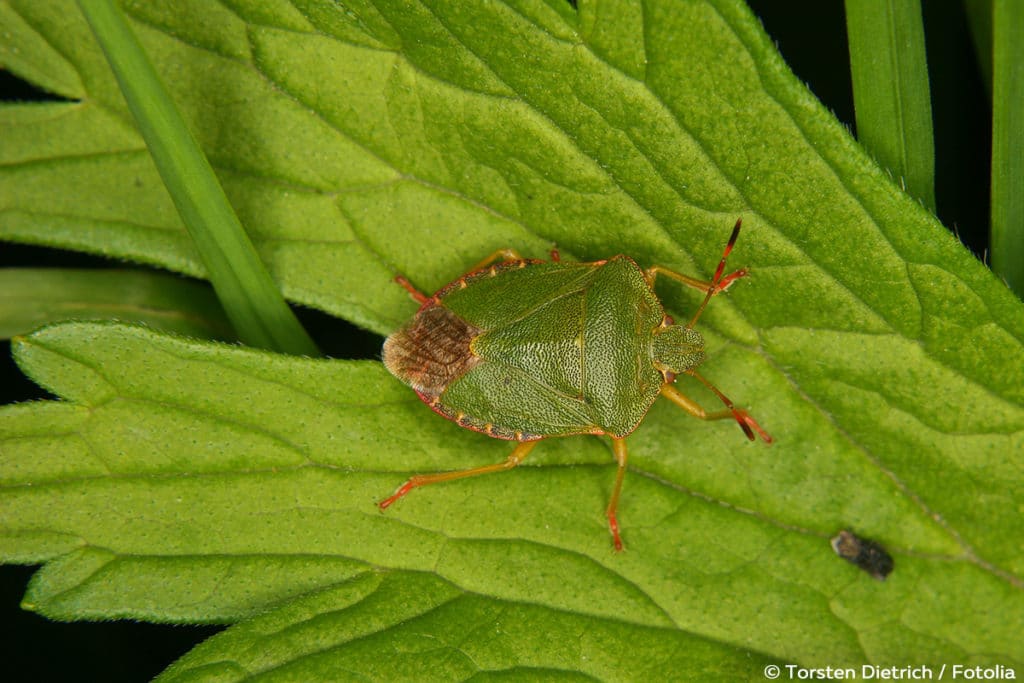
75 0 319 355
991 0 1024 296
845 0 936 211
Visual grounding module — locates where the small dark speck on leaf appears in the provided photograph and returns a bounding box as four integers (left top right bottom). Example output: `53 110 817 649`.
831 529 894 580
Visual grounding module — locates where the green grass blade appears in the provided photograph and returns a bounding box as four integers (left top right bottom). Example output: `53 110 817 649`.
75 0 319 355
0 268 233 341
991 0 1024 296
845 0 936 210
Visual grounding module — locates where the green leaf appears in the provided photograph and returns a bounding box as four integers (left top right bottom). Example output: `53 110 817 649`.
156 571 779 681
2 0 1023 677
0 268 233 340
844 0 936 210
3 321 1023 673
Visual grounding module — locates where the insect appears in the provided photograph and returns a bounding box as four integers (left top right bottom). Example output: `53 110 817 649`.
831 530 894 580
380 218 771 550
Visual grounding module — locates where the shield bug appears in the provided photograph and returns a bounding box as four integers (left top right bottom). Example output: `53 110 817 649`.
380 218 771 550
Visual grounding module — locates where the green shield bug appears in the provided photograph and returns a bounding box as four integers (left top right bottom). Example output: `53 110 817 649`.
381 218 771 551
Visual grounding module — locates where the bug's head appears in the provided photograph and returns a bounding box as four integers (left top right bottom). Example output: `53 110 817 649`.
651 324 705 375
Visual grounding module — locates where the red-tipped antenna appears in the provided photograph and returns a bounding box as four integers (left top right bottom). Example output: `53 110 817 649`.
689 369 773 443
687 218 745 329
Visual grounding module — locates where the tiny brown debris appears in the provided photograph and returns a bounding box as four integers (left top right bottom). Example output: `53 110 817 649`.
831 530 894 580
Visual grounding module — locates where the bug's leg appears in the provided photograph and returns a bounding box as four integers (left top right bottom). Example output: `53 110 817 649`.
660 380 772 443
394 275 430 304
645 218 747 295
606 437 630 552
646 266 747 294
467 248 525 273
379 440 539 510
393 246 527 304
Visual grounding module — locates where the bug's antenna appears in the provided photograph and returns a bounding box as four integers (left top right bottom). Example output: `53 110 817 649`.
688 369 773 443
687 218 745 329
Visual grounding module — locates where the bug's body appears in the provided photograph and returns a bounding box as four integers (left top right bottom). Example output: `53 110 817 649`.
380 221 770 551
383 256 700 441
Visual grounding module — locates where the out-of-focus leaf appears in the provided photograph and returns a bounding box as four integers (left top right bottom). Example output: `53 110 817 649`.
0 268 232 340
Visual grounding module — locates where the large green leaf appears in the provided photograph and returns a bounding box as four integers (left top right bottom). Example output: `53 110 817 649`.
3 317 1022 673
1 0 1022 677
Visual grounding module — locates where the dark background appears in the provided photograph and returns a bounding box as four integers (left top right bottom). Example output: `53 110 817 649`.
0 2 990 680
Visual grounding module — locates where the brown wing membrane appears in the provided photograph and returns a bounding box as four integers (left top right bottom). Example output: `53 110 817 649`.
382 304 483 398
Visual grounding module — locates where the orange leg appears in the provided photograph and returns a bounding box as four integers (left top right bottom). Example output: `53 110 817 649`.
606 437 629 552
467 248 524 273
660 381 772 443
394 275 429 304
379 440 539 510
393 248 527 305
